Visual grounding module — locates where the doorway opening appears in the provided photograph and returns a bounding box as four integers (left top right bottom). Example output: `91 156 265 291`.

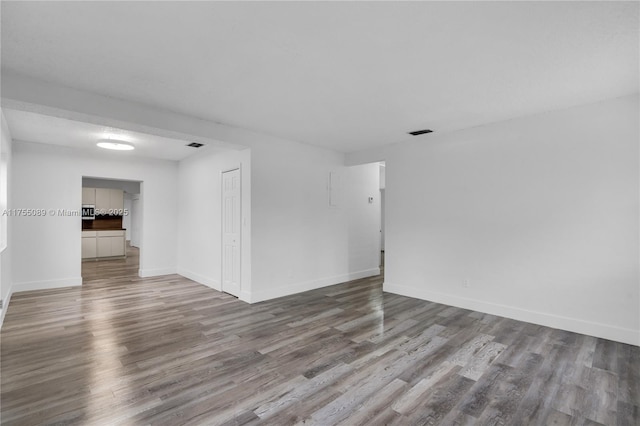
343 161 385 279
81 177 143 283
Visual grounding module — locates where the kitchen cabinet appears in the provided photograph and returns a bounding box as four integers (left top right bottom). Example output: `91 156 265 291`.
81 231 97 259
93 188 124 215
95 188 110 212
82 187 96 205
96 236 112 257
110 189 124 213
110 235 125 256
83 230 125 259
96 230 126 257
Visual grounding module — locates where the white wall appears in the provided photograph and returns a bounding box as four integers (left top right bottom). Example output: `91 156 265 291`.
0 111 13 326
130 194 141 247
11 141 179 290
123 196 132 241
348 95 640 345
179 142 381 303
0 114 10 253
380 164 386 251
380 189 385 252
177 148 252 300
249 139 380 302
82 177 141 194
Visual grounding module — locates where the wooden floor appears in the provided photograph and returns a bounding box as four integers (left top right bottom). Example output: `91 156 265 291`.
1 251 638 425
81 243 141 282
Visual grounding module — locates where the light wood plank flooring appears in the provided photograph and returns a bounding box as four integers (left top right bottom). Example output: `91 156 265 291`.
81 243 140 282
1 251 638 425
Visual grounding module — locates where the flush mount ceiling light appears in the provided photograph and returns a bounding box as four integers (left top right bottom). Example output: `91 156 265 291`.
96 139 135 151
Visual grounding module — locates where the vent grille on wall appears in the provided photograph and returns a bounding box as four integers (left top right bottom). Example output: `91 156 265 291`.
408 129 433 136
186 142 204 148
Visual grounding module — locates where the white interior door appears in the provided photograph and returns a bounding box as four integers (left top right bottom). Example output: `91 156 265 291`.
222 169 241 297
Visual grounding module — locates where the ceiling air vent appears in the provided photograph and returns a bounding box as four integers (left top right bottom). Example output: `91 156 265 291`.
408 129 433 136
186 142 204 148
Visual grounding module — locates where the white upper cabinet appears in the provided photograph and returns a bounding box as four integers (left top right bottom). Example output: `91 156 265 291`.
90 187 124 215
95 188 110 213
82 187 96 205
109 189 124 212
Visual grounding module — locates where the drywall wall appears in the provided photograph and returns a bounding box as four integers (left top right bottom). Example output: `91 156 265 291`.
82 177 141 194
130 194 141 248
381 189 386 252
11 141 179 290
123 196 132 241
179 142 381 303
380 164 386 251
177 148 251 300
0 113 9 253
249 140 381 302
348 95 640 345
0 111 13 326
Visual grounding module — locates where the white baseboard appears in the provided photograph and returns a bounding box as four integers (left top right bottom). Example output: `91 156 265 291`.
249 268 380 303
0 285 13 329
11 277 83 293
138 267 177 278
384 282 640 346
177 268 221 291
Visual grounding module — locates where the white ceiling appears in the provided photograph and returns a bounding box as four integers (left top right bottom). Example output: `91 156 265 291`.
1 1 638 153
3 110 221 161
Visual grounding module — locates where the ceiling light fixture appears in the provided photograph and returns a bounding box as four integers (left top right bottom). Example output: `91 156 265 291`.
97 139 135 151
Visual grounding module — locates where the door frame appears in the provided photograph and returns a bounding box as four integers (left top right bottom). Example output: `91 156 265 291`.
80 177 144 279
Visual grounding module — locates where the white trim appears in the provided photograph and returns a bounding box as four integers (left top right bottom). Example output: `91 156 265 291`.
249 268 380 304
0 284 13 329
384 282 640 346
12 277 83 293
138 267 176 278
177 268 221 291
